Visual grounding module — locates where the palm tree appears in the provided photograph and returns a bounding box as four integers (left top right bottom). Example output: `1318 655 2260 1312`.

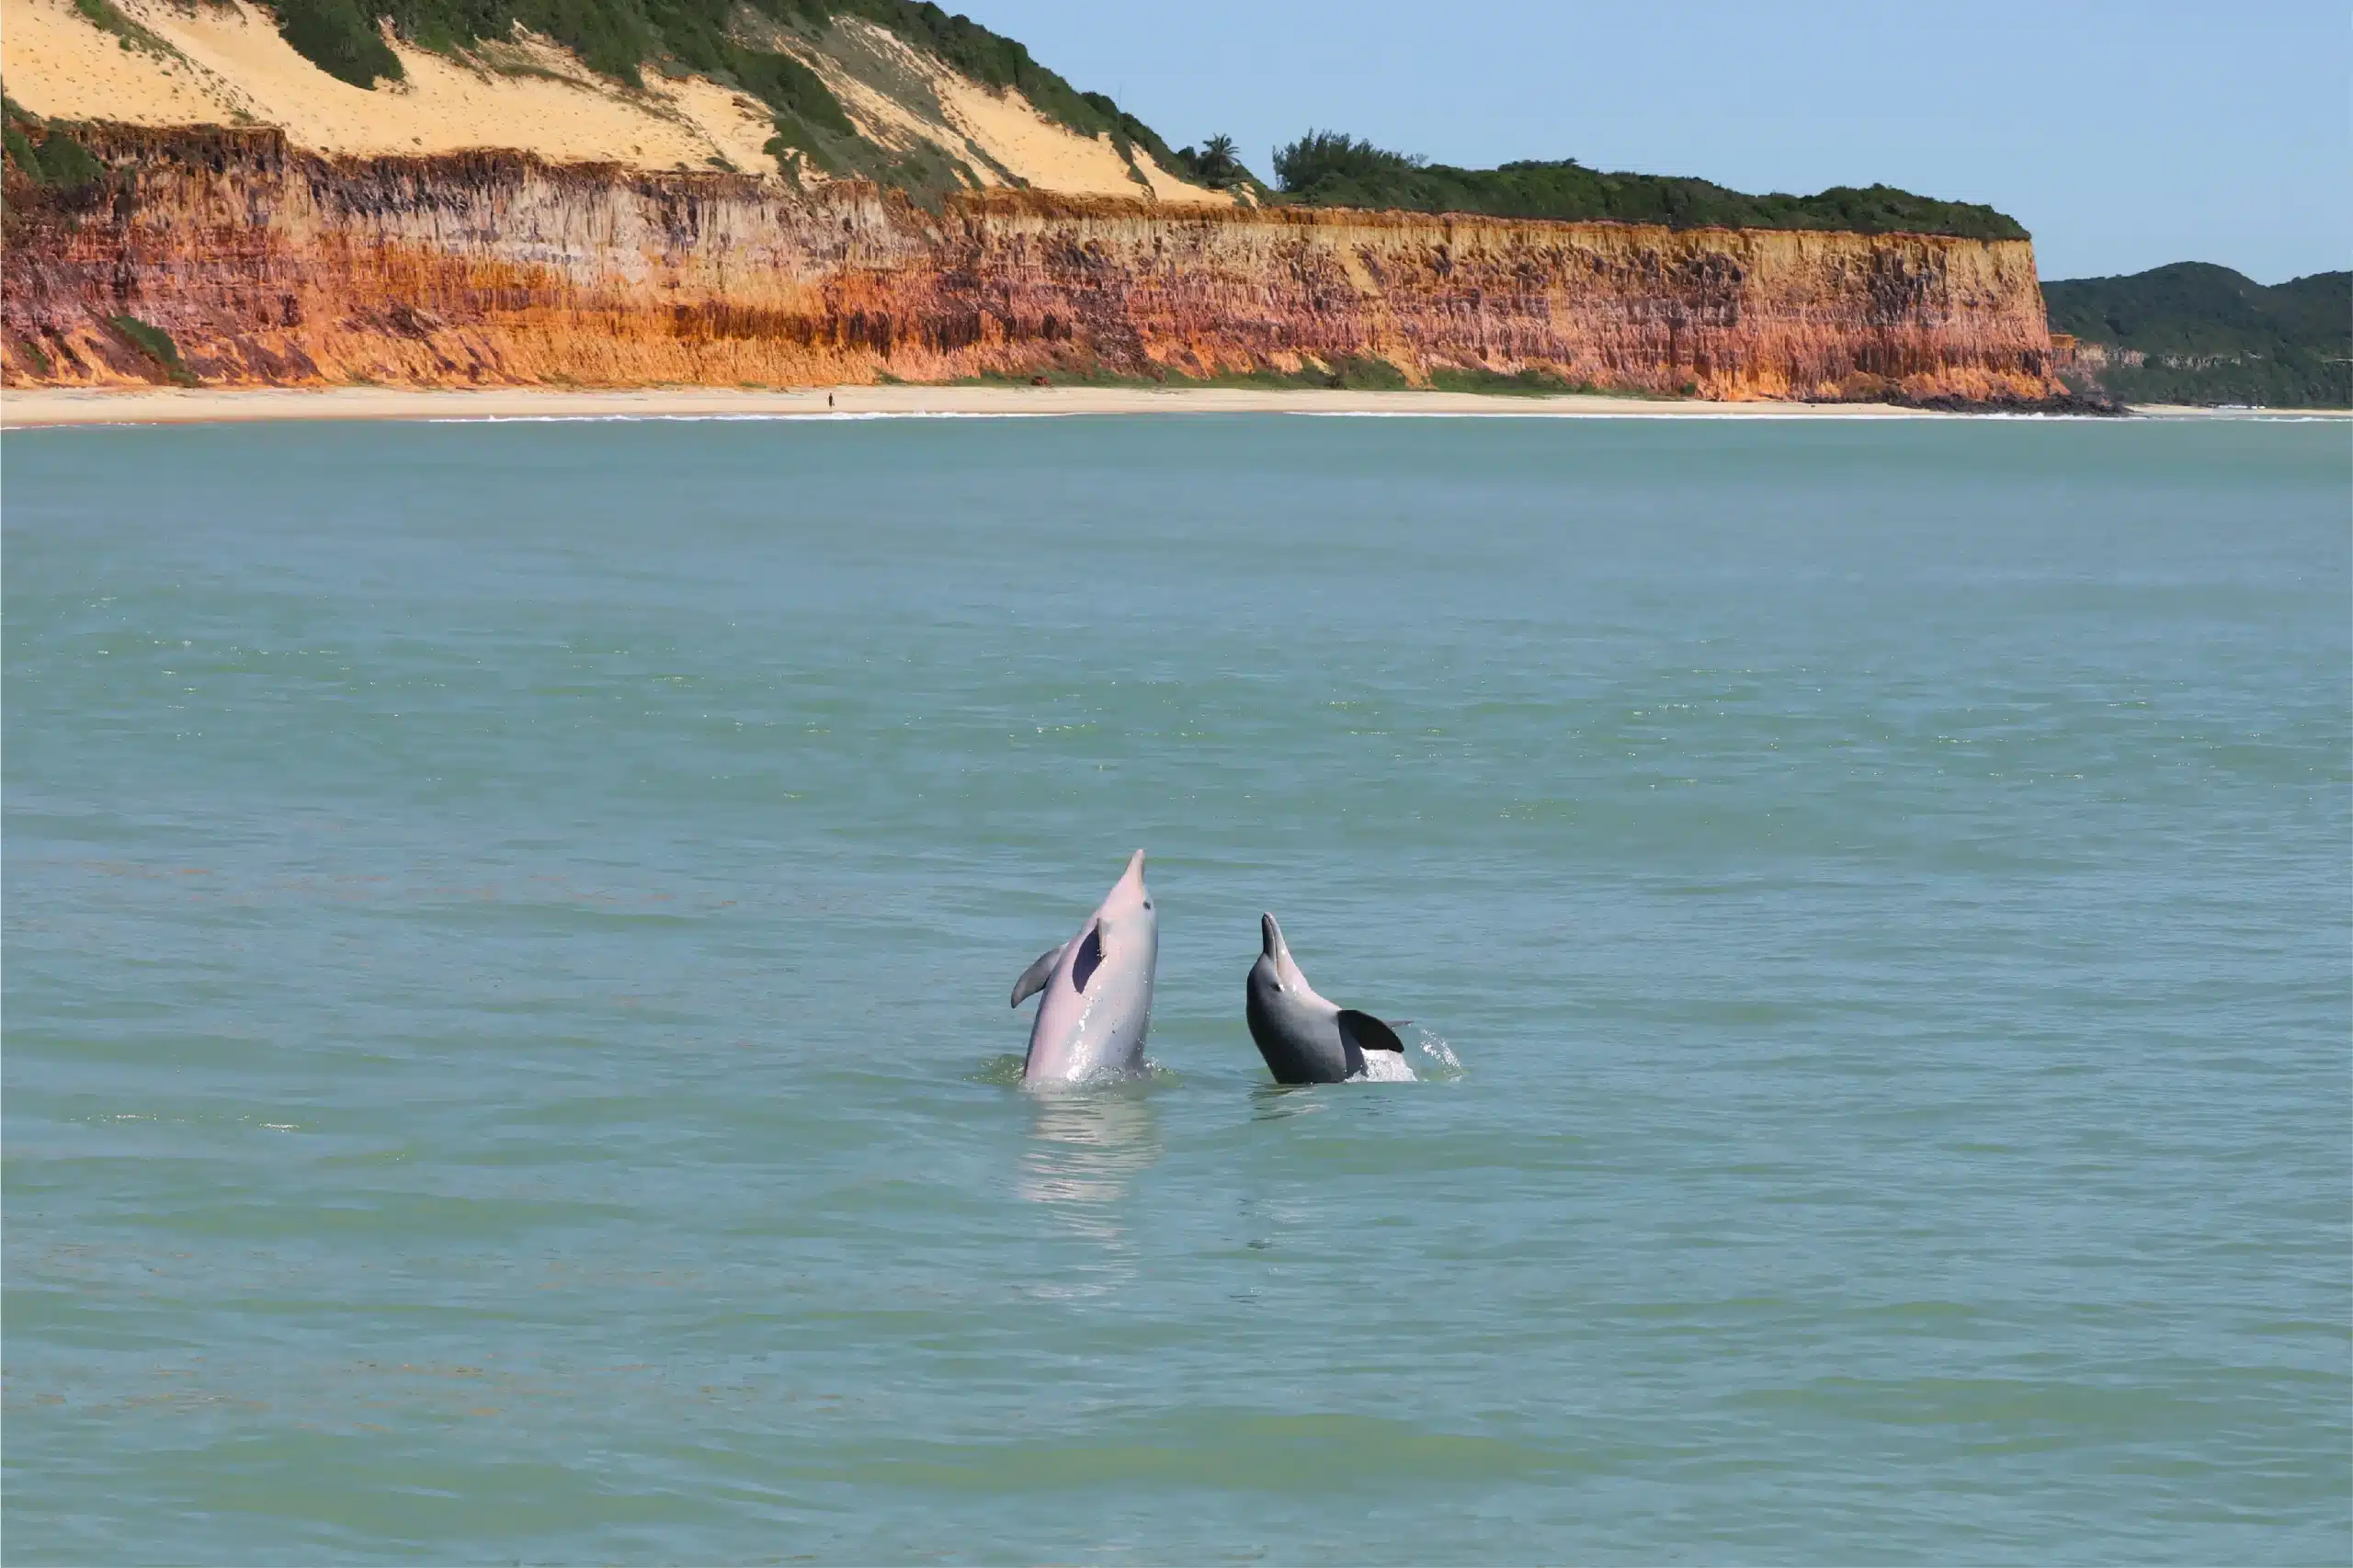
1193 133 1243 188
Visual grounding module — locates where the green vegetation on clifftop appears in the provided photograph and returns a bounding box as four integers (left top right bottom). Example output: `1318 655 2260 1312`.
1269 130 2029 241
134 0 2036 247
2044 262 2350 408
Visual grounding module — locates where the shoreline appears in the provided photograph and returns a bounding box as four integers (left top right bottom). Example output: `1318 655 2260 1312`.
3 385 2345 428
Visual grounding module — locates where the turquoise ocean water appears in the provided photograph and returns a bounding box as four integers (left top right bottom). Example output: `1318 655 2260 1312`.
6 414 2347 1562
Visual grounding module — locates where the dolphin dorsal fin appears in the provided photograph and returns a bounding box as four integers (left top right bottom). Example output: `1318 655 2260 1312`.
1009 942 1067 1009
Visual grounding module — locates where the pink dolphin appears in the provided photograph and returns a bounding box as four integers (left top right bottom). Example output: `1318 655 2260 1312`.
1008 850 1158 1084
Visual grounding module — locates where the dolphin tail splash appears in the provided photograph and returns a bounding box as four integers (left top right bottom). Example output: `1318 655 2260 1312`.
1336 1009 1408 1076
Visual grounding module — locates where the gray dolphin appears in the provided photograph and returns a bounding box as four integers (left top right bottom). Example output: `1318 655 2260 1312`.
1245 913 1412 1084
1010 850 1158 1085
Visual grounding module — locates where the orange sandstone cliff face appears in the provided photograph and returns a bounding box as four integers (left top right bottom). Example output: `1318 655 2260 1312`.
3 126 2064 403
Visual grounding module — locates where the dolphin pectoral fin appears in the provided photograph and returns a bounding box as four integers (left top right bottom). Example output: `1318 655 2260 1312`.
1337 1010 1408 1054
1010 943 1067 1009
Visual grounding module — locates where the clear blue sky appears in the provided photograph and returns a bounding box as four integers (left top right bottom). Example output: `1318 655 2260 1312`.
959 0 2349 283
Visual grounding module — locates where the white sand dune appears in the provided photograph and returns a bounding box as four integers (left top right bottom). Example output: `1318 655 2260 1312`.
0 0 1224 197
793 18 1223 202
3 0 779 170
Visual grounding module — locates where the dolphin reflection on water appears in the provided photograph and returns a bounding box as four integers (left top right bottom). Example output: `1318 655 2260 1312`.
1017 1090 1161 1208
1017 1091 1161 1278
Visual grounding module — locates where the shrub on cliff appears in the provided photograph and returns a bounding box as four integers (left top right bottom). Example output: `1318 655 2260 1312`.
727 49 853 138
271 0 403 86
1 120 34 181
3 99 107 195
31 129 103 190
108 315 198 385
1273 131 1425 193
70 0 179 55
1268 132 2029 242
1172 134 1257 191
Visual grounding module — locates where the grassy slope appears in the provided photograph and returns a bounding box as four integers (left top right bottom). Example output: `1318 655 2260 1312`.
2044 262 2351 407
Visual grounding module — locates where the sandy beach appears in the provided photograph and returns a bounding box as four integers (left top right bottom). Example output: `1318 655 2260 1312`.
0 384 1935 428
13 384 2336 429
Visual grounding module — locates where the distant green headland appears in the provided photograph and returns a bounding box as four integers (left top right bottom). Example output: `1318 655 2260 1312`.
2045 263 2352 409
1256 130 2029 241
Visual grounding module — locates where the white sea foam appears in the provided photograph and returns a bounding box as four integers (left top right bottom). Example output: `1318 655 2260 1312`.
421 410 1076 426
1352 1051 1420 1083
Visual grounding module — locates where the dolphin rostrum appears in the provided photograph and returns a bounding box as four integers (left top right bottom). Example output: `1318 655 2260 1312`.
1010 850 1158 1084
1245 913 1412 1084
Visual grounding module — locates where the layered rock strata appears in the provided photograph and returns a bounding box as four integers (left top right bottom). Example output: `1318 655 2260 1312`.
2 126 2064 403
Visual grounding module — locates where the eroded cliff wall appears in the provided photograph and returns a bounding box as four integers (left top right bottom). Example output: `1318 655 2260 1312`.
2 126 2064 403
